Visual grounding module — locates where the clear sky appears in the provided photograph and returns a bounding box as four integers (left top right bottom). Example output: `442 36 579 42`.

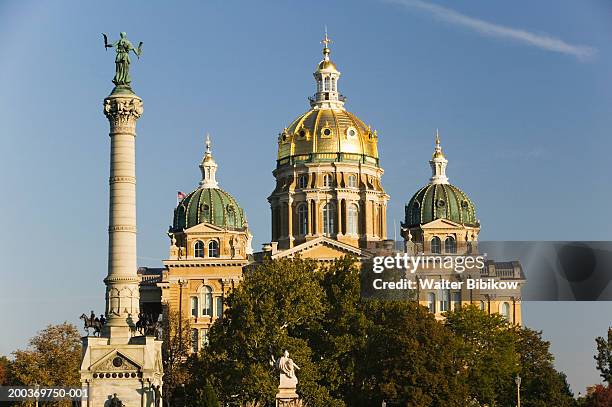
0 0 611 395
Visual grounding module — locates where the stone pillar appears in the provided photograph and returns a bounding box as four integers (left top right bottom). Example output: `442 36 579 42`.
287 196 294 248
103 93 143 341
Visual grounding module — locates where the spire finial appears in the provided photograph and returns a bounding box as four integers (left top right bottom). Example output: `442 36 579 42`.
429 129 449 184
205 133 212 156
321 27 332 60
199 133 219 188
433 129 444 158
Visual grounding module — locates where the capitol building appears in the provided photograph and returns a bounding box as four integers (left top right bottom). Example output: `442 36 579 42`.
138 34 524 353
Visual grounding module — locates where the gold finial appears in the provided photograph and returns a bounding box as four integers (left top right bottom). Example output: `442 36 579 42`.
205 133 212 155
321 27 332 60
321 26 332 48
433 129 445 159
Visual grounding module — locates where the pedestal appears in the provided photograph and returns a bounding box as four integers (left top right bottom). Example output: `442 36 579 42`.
80 335 163 407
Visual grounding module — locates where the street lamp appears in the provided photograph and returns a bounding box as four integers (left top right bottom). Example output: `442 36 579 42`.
515 375 522 407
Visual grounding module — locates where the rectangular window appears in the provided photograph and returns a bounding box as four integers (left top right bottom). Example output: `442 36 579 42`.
190 297 198 317
191 329 199 353
452 292 461 310
201 328 209 347
215 296 223 318
439 289 450 312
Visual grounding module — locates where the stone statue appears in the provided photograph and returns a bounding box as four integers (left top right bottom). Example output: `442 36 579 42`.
136 313 161 337
80 312 104 336
153 385 161 407
109 393 123 407
103 32 143 88
271 350 300 389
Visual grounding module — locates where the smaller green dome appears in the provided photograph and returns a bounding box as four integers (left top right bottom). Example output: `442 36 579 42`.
404 183 478 227
173 187 246 230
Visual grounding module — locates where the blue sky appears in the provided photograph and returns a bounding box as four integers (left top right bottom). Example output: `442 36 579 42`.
0 0 611 395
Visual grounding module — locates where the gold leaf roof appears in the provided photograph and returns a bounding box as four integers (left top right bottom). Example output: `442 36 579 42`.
277 108 379 163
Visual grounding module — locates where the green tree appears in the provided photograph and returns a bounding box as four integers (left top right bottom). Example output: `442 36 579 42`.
186 379 220 407
10 323 81 407
514 327 575 407
196 258 332 406
358 300 469 407
445 306 519 406
594 327 612 384
161 308 193 406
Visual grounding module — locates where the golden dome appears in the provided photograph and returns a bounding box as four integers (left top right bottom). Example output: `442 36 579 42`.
317 59 338 71
277 108 379 165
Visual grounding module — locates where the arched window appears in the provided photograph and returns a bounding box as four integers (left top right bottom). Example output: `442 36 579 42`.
427 292 436 313
331 77 336 91
201 204 210 220
191 329 199 353
324 76 330 91
208 240 219 258
347 174 357 188
201 286 213 317
348 204 359 235
323 203 336 236
226 206 235 226
190 297 198 317
194 240 205 258
323 174 333 187
501 302 511 320
445 236 456 254
297 204 308 236
430 237 441 254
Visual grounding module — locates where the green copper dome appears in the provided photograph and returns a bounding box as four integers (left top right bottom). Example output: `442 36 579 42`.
173 187 246 230
405 183 478 227
173 135 247 231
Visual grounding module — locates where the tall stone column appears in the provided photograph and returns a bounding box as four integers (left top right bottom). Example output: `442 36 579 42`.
103 93 143 341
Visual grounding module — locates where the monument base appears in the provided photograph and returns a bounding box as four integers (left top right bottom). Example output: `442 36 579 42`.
276 388 301 407
80 335 163 407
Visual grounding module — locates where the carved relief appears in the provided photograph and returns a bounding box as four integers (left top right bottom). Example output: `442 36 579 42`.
104 97 143 131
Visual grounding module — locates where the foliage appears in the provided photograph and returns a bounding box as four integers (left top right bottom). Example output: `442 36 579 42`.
578 384 612 407
161 308 192 406
193 257 330 406
514 327 575 407
594 327 612 384
357 301 469 406
10 323 81 387
0 356 10 385
183 258 576 407
445 305 519 406
9 323 81 407
186 378 220 407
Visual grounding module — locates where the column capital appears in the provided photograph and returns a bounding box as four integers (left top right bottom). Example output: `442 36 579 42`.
104 94 143 133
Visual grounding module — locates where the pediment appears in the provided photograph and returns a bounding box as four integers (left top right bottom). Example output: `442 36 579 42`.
272 237 372 261
421 218 463 229
90 350 141 373
184 222 226 234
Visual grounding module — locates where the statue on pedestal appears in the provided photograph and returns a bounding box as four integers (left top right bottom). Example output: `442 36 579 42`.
102 32 143 90
271 350 302 406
